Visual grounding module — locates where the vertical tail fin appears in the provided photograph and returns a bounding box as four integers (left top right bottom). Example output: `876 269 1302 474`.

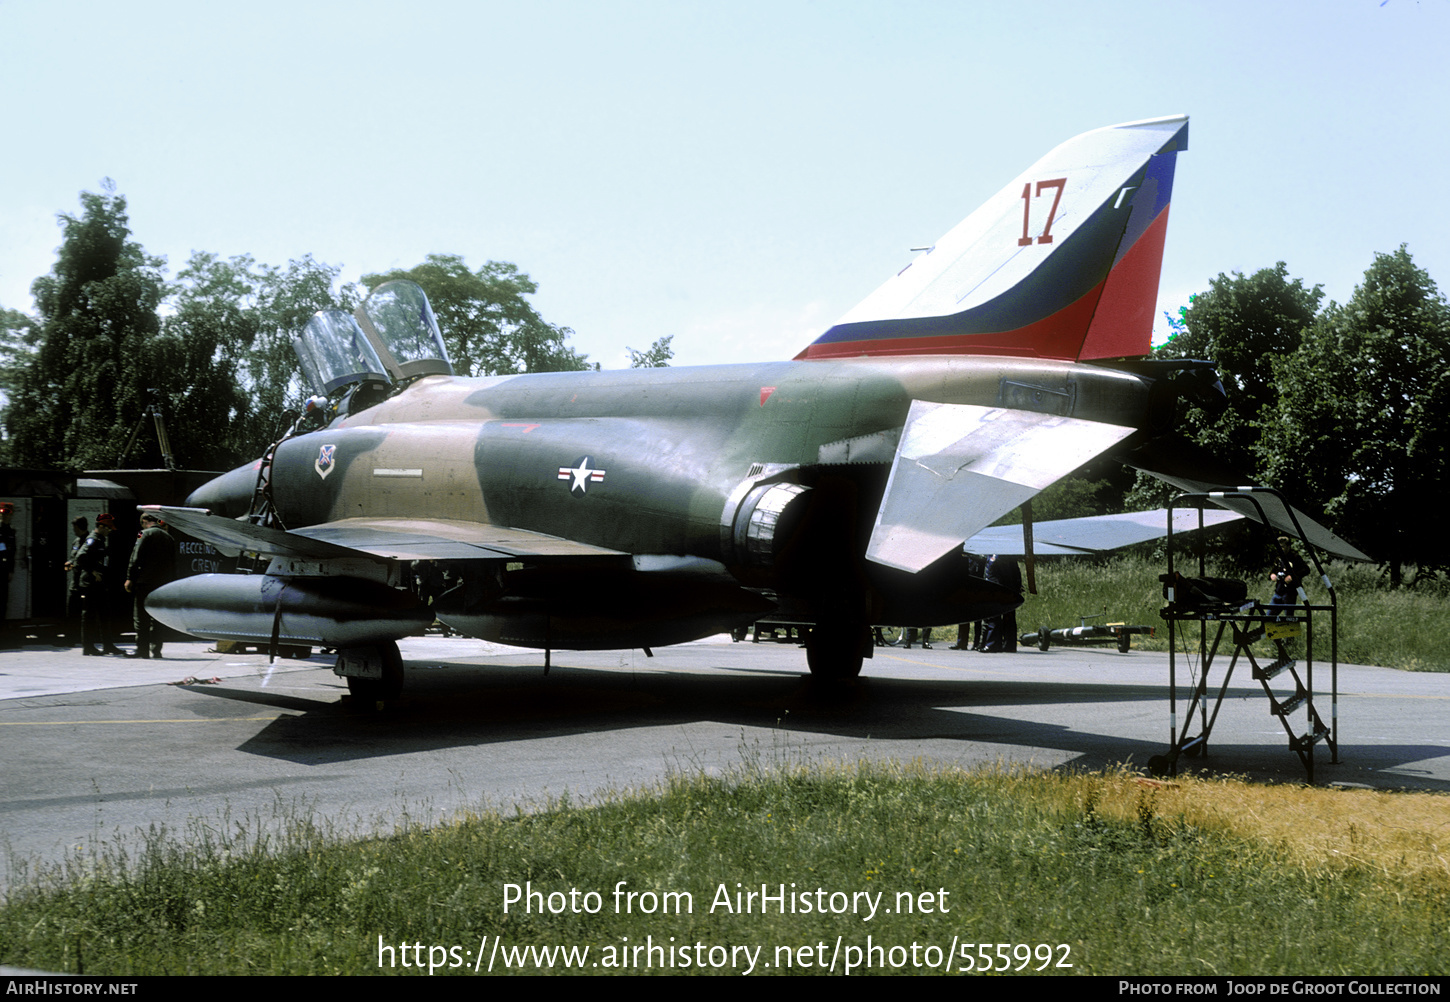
798 115 1189 362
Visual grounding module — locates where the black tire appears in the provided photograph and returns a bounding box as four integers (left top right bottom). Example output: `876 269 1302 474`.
1117 631 1131 653
1038 627 1050 652
805 626 865 680
341 641 403 702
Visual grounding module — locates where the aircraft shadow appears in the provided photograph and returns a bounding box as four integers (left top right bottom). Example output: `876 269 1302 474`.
167 658 1450 792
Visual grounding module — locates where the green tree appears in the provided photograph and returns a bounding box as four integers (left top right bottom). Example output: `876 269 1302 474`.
0 305 36 390
627 335 674 368
6 181 166 469
361 255 589 376
156 253 266 467
2 184 354 471
167 252 363 458
1124 263 1324 514
0 305 38 461
1259 246 1450 583
1157 262 1323 474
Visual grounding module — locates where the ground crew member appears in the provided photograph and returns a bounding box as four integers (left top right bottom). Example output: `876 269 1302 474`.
73 513 122 656
126 512 177 658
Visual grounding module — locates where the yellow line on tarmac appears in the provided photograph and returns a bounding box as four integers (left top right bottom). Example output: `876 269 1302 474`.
0 715 291 726
876 651 980 671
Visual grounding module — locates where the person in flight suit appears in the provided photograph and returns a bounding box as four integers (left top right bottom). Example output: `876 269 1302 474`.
72 513 122 656
126 512 177 658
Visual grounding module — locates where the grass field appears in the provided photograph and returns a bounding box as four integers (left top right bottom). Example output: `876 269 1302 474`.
974 556 1450 673
4 557 1446 976
3 764 1447 976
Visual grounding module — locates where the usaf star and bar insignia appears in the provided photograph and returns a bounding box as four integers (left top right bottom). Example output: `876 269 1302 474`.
558 456 607 494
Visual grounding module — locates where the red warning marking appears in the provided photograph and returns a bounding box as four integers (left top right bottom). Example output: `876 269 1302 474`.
760 386 776 406
500 423 541 433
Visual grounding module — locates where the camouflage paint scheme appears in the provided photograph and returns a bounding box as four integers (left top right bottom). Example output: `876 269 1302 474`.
151 116 1244 685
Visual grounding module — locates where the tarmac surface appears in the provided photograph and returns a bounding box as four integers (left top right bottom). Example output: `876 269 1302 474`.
3 633 1448 880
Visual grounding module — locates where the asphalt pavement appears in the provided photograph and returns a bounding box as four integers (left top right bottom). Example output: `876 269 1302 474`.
3 633 1448 881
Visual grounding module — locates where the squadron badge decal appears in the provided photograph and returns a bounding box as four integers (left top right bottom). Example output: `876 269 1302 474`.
315 444 337 480
558 456 606 494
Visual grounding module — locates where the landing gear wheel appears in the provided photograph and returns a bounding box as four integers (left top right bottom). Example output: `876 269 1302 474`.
805 625 865 681
340 641 403 703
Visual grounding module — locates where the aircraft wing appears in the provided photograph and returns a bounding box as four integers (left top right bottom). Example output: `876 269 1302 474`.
149 507 627 563
865 401 1137 572
290 517 627 561
964 507 1243 557
1123 436 1371 561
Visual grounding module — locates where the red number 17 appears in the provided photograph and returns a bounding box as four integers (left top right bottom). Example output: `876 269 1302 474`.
1018 177 1066 247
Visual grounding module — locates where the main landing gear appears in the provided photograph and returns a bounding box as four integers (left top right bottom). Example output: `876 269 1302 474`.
335 640 404 702
804 620 868 681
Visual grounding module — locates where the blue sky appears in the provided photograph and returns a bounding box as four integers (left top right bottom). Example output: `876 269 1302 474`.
2 0 1446 368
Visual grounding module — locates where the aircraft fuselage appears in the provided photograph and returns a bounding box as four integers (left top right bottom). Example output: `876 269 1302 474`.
272 356 1152 559
211 355 1153 650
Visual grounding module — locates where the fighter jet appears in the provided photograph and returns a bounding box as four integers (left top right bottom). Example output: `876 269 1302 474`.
145 114 1361 698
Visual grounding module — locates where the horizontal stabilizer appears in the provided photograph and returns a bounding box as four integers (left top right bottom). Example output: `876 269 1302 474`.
966 507 1243 557
866 401 1135 572
1122 436 1371 561
147 507 628 563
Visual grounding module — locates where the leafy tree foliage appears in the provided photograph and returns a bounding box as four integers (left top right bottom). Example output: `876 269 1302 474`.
1124 263 1324 514
6 182 166 469
1157 262 1323 474
5 198 590 472
627 335 674 368
0 306 36 464
2 184 363 471
0 304 36 379
165 252 362 461
361 255 589 376
1259 246 1450 582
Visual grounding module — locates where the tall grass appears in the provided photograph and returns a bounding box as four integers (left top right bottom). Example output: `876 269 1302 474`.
1009 556 1450 671
3 764 1446 976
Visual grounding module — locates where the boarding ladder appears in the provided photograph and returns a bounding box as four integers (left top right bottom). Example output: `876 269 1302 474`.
1153 489 1339 783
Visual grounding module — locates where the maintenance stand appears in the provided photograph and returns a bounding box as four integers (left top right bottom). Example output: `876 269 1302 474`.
1151 488 1339 783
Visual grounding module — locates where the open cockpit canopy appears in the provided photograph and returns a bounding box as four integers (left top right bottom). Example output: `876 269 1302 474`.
294 310 392 395
353 280 452 381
